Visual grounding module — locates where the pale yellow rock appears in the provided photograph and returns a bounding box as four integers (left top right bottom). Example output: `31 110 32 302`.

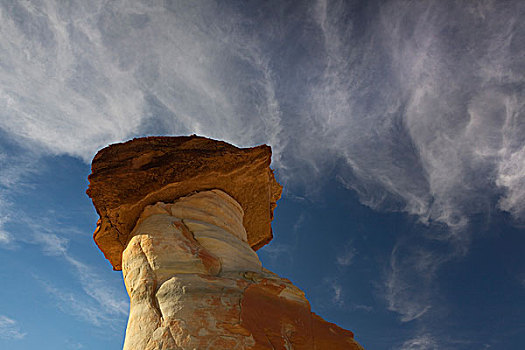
88 137 363 349
121 190 363 350
87 136 282 271
122 190 260 350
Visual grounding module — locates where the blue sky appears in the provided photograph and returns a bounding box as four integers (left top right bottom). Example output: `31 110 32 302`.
0 1 524 349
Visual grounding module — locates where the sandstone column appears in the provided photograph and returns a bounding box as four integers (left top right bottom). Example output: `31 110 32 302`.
87 136 364 350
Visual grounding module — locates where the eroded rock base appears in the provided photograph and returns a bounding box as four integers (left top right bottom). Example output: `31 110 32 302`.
122 190 363 350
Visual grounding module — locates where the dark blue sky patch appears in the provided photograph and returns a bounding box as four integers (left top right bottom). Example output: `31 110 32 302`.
0 1 524 349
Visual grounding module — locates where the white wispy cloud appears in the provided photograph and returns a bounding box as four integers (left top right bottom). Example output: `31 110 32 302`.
31 230 127 319
260 242 291 262
400 334 438 350
0 146 126 329
309 2 525 341
331 280 344 306
39 280 117 327
0 138 42 250
0 184 14 248
384 243 443 323
65 340 84 350
0 230 11 245
0 201 14 247
33 232 68 256
0 1 523 346
37 237 128 325
0 0 284 163
322 277 345 307
311 0 525 229
36 260 127 328
399 332 493 350
65 255 128 316
0 197 15 248
336 241 356 268
0 0 523 227
352 304 373 312
19 217 128 327
0 315 26 340
497 141 525 222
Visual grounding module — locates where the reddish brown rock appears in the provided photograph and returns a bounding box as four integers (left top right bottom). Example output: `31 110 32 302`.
87 136 364 349
87 135 282 270
240 275 363 349
118 191 363 350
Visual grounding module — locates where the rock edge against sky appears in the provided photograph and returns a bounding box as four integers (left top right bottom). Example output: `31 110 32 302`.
87 136 363 349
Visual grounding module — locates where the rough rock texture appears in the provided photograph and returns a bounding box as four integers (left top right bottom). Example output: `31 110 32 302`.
87 136 282 270
88 136 363 349
121 190 363 350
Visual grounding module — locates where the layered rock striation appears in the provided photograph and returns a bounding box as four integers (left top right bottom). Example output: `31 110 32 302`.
87 136 363 350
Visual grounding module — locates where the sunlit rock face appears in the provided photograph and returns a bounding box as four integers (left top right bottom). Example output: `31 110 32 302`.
86 135 282 271
87 136 363 349
121 190 363 350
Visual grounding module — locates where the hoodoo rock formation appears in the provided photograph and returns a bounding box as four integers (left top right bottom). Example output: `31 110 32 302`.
87 136 363 350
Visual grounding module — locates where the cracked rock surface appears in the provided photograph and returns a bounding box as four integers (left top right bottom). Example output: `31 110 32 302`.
88 137 363 349
121 190 363 350
87 135 282 270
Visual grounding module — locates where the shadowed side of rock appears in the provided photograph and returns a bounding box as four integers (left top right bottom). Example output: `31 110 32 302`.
87 136 364 349
87 135 282 270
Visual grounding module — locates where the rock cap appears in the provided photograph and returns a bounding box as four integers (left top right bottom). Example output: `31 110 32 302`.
87 135 282 270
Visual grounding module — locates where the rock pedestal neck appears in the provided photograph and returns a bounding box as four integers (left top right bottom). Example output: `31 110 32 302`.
87 136 364 350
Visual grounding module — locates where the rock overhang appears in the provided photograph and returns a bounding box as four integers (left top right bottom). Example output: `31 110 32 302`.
86 135 282 270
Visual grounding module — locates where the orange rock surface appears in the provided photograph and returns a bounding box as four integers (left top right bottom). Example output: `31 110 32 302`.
87 136 364 349
240 276 363 349
87 136 282 270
